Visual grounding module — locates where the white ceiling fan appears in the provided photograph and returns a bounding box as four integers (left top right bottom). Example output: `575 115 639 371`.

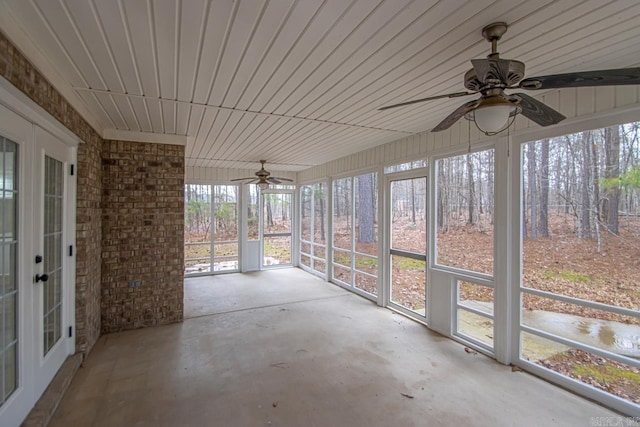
379 22 640 135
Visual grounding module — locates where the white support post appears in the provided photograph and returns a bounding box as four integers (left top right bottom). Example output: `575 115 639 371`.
493 137 511 364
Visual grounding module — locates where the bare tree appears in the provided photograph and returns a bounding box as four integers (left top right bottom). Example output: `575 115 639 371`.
579 132 592 239
467 154 475 225
316 185 326 241
266 195 274 228
539 139 550 237
410 178 417 224
437 160 449 232
527 143 538 239
603 126 620 234
357 174 375 243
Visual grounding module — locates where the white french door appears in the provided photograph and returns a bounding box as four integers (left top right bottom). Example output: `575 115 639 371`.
32 128 74 395
0 103 75 426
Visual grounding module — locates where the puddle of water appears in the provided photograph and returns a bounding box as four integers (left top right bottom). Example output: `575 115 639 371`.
525 311 640 358
598 325 616 346
574 319 638 355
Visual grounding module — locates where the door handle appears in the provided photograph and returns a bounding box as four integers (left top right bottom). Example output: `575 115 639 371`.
35 273 49 283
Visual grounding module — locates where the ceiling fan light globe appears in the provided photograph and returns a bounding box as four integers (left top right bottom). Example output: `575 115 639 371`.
473 104 512 133
258 182 269 190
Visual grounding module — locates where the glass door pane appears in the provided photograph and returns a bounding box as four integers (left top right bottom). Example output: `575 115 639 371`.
213 185 238 272
263 192 292 266
43 156 63 355
389 177 427 316
0 137 18 405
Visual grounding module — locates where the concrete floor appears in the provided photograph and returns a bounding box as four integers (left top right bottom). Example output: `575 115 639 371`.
50 268 618 426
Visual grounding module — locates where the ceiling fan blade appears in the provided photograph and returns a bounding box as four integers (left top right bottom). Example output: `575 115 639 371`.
519 67 640 90
271 177 294 182
432 99 479 132
511 93 566 127
230 177 254 181
268 178 282 184
378 91 475 111
471 58 512 83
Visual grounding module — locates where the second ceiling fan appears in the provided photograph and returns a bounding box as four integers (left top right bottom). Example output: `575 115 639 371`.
379 22 640 135
230 160 294 190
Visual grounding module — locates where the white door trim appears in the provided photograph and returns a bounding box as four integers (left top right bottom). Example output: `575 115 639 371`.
0 82 77 426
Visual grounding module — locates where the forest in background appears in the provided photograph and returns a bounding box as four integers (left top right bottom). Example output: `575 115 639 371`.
184 184 239 272
523 124 640 247
521 123 640 315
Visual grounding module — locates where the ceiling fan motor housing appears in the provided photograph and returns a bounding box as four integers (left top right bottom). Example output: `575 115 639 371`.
464 60 526 92
256 160 270 178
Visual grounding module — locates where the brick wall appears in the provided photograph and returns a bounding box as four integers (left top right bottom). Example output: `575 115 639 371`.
101 140 184 332
75 139 102 353
2 29 186 349
1 30 103 355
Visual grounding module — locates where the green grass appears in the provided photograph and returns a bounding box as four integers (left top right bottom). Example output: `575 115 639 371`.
355 257 377 269
573 363 640 384
332 254 378 270
395 257 425 270
333 254 350 266
263 241 290 259
335 253 419 270
544 269 591 283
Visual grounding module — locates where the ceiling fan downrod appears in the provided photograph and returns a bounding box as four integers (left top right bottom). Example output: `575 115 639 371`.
482 22 508 58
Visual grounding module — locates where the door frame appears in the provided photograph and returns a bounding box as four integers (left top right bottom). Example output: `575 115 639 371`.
260 188 294 269
33 127 76 394
0 80 78 426
212 184 241 274
383 168 429 324
0 100 35 426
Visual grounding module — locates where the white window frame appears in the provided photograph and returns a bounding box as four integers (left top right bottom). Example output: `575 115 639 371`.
298 182 328 279
329 170 380 302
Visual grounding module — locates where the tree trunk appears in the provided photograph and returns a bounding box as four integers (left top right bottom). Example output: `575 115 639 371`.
579 132 592 239
591 133 600 223
357 174 375 243
604 126 620 234
477 154 484 215
345 180 351 231
437 161 446 231
283 198 289 222
266 198 274 228
487 150 494 224
527 143 538 239
522 184 527 240
539 139 550 237
318 191 326 242
410 178 416 223
467 155 475 225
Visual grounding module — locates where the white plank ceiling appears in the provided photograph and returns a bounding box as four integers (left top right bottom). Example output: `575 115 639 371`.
3 0 640 171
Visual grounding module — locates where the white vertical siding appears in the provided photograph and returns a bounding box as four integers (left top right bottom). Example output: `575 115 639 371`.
185 167 296 184
297 87 640 183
